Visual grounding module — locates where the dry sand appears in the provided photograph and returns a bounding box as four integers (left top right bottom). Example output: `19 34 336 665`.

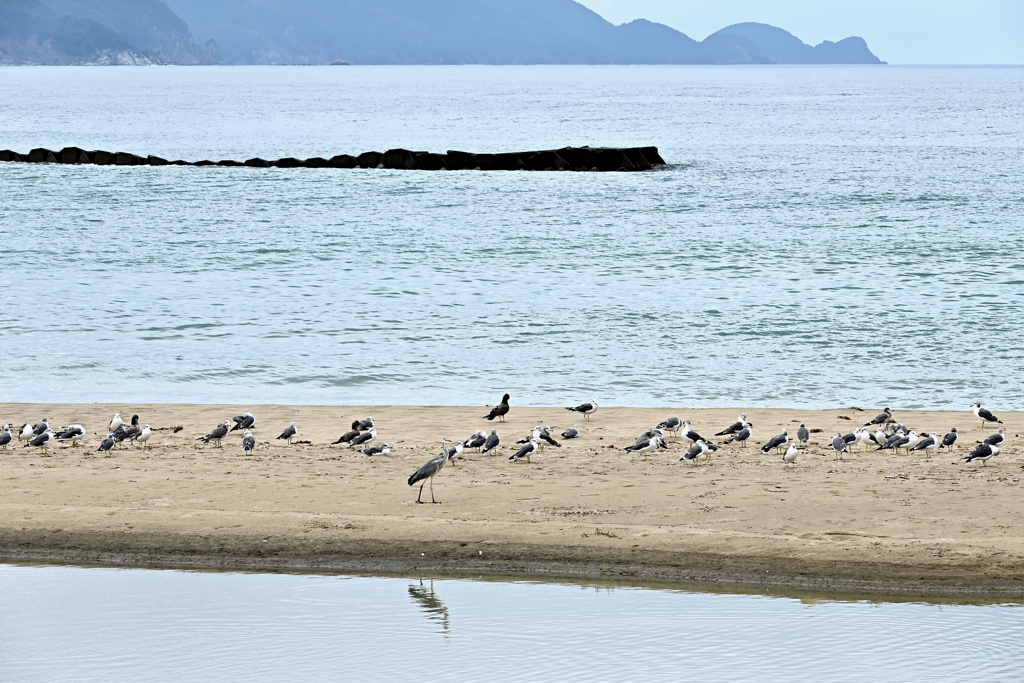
1 403 1022 597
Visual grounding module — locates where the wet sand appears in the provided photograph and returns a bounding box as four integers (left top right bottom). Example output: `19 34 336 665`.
1 403 1021 597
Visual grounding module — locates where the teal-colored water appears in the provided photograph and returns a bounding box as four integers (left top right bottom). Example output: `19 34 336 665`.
1 66 1022 408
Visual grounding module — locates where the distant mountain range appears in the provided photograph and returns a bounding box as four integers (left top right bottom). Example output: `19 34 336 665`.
0 0 885 66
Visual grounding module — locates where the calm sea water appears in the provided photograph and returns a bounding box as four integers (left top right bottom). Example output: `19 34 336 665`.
1 66 1022 409
0 564 1021 682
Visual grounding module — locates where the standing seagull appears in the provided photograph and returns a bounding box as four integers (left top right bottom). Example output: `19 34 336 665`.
797 423 809 446
681 440 711 466
25 429 53 454
965 443 999 466
984 428 1006 448
408 449 450 504
561 425 580 439
347 427 377 449
18 423 33 442
783 443 799 467
940 427 959 450
441 438 465 466
481 429 500 455
830 433 849 459
96 433 116 454
135 425 153 450
865 408 892 427
0 424 11 450
198 421 231 447
242 430 256 454
537 428 561 450
680 420 706 447
715 413 747 436
970 402 1002 429
56 424 86 447
657 417 682 438
761 429 789 454
856 427 875 452
509 438 540 463
910 431 940 456
484 394 511 422
277 422 298 444
465 430 488 451
332 421 362 446
565 399 598 422
231 412 256 432
33 419 49 436
109 413 124 432
626 434 666 461
725 423 753 448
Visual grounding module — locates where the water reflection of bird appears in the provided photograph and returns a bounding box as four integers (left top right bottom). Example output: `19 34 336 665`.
408 580 450 636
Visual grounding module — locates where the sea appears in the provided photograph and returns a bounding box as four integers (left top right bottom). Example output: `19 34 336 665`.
1 65 1022 409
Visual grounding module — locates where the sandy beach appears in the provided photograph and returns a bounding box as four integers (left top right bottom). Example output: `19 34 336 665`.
1 402 1021 596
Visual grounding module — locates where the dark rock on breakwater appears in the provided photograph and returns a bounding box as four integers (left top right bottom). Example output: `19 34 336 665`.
0 146 667 172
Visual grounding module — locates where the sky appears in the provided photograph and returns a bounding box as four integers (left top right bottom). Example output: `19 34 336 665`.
576 0 1024 64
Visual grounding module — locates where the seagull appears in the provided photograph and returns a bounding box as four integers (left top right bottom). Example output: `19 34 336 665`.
357 416 375 431
465 430 488 451
122 415 142 443
965 443 999 466
33 418 49 436
109 413 124 432
135 424 153 450
681 440 711 466
680 420 706 447
347 427 376 449
484 394 510 422
242 430 256 454
971 402 1002 429
231 412 255 432
633 428 663 448
841 428 859 450
277 422 298 444
110 425 130 449
715 413 748 436
198 421 231 447
561 425 580 439
984 428 1005 448
332 421 362 446
0 425 11 449
761 429 789 455
856 427 874 452
625 434 666 461
440 438 465 466
900 431 920 454
865 407 892 427
783 443 799 467
940 427 959 450
56 424 86 447
96 433 116 454
18 423 33 442
481 429 500 454
725 423 753 448
565 399 598 422
870 427 888 448
509 438 539 463
362 443 391 457
797 423 809 445
910 431 940 456
657 417 682 438
537 427 561 450
25 429 53 454
408 449 451 504
876 427 909 451
830 432 849 459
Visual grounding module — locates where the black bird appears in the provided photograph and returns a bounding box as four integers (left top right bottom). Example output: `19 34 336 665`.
715 413 747 436
332 421 362 445
965 443 999 466
481 429 500 454
484 394 511 422
940 427 959 450
231 412 255 432
408 450 450 504
277 422 298 443
865 407 892 427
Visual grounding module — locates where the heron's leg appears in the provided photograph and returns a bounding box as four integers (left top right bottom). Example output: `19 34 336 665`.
430 476 439 504
416 482 425 503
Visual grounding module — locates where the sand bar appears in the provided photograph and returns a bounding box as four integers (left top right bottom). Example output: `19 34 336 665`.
1 403 1021 597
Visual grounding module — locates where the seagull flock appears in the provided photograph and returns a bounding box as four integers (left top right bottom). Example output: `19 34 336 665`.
0 397 1012 505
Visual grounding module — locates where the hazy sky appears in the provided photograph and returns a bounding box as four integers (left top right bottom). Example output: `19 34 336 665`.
577 0 1024 64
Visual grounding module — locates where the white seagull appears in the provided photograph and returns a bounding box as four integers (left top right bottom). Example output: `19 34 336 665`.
761 429 789 454
26 429 54 454
198 420 231 447
56 424 86 447
277 422 298 444
242 430 256 454
965 443 999 466
830 432 849 459
509 438 539 463
715 413 747 436
725 423 753 448
362 443 391 457
657 417 682 438
566 400 598 422
561 425 580 439
984 428 1005 448
464 430 488 451
971 402 1002 429
109 413 124 432
940 427 959 450
136 424 153 450
18 423 33 442
0 424 11 449
347 427 376 449
910 431 940 456
783 443 799 467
